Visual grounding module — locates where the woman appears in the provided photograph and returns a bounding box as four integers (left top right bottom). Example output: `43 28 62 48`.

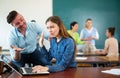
32 16 77 72
67 21 87 51
68 21 85 44
96 27 119 56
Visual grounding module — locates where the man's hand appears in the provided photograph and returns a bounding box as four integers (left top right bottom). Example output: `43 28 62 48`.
10 45 25 52
10 45 25 61
85 41 91 44
87 36 93 41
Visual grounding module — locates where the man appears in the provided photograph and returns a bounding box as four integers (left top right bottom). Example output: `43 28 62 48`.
7 10 50 67
80 18 99 52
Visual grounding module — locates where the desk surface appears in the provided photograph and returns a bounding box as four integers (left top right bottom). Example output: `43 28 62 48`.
77 51 106 56
76 56 106 64
0 50 10 55
76 56 120 63
2 67 120 78
99 56 120 62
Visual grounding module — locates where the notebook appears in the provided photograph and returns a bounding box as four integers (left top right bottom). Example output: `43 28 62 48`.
1 55 49 76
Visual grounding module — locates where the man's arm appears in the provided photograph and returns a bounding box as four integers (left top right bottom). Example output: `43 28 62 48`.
8 30 24 61
11 45 25 61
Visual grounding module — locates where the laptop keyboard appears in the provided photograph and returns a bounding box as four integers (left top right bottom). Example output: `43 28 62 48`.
21 67 34 74
21 67 49 75
24 68 33 73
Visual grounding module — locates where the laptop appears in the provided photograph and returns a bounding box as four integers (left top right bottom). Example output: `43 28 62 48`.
1 55 49 76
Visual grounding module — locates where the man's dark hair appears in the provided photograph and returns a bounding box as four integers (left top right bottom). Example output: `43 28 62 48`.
70 21 78 30
7 10 18 24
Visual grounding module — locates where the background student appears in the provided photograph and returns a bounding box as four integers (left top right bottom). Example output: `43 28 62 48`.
96 27 119 56
32 16 77 72
80 18 99 52
67 21 89 51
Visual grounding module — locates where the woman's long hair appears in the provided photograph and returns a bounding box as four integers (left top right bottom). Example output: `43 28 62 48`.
46 16 77 56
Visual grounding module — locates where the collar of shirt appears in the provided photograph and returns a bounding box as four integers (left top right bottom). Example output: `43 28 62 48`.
15 23 29 37
85 27 93 33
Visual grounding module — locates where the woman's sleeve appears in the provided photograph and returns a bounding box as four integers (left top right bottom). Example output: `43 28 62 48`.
40 41 53 62
48 39 75 72
76 33 85 44
104 39 109 53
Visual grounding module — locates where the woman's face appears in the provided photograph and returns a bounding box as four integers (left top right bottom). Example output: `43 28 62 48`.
106 29 110 37
46 21 60 37
72 24 78 32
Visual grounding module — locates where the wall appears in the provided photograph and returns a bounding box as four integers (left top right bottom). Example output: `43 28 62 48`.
0 0 52 49
53 0 120 49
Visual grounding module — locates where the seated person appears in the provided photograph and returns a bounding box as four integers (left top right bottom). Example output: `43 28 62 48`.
96 27 119 56
68 21 89 51
32 16 77 72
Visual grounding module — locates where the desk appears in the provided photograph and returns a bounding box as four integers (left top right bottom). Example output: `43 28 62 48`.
77 52 106 56
2 67 120 78
76 56 108 67
76 56 120 67
98 56 120 66
99 56 120 62
0 50 10 55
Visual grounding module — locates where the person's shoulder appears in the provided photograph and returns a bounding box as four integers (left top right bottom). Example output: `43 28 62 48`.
9 27 17 35
106 37 118 44
8 28 17 38
106 38 112 42
50 37 56 42
80 29 84 33
26 22 40 30
105 39 110 45
9 27 15 32
63 38 74 46
64 37 74 43
113 37 118 42
92 27 98 30
81 28 86 30
67 30 72 34
26 22 37 26
75 32 79 35
106 38 111 41
67 30 71 33
68 30 73 33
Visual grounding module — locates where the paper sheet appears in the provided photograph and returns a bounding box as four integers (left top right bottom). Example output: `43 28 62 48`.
101 68 120 75
77 52 84 55
76 57 87 60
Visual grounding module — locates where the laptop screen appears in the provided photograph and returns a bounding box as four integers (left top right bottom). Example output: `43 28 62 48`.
1 55 22 76
1 55 49 76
